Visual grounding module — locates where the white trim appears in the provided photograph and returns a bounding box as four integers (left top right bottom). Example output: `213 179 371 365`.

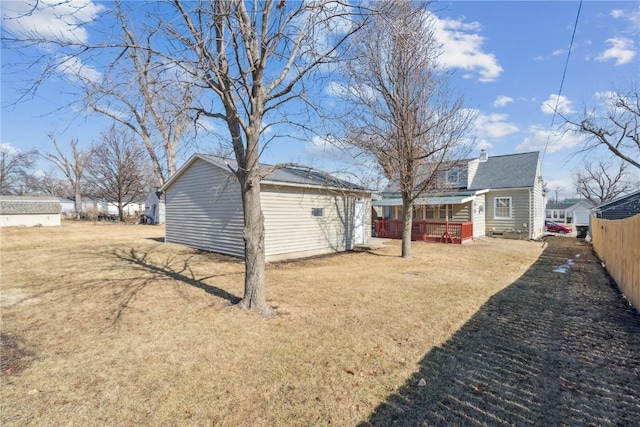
494 196 512 219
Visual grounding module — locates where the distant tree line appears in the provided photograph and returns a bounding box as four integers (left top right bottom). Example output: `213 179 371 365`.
0 123 153 221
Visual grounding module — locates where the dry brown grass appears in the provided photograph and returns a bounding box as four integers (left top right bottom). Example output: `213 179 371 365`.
1 222 543 426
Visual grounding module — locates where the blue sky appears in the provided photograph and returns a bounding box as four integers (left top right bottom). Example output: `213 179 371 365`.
1 1 639 198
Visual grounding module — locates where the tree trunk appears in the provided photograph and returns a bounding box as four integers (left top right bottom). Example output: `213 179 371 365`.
236 168 271 316
74 192 82 220
401 194 413 258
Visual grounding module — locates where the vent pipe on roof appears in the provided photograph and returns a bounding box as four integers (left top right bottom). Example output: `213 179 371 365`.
479 149 488 162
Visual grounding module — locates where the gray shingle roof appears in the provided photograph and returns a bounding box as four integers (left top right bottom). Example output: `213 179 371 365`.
197 154 367 191
546 202 574 210
0 196 61 215
469 152 539 190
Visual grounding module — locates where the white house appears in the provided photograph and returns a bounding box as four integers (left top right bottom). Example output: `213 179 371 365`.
161 154 372 261
546 201 593 224
1 196 61 227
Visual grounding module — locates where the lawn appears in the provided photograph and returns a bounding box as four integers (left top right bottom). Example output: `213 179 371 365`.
1 222 543 426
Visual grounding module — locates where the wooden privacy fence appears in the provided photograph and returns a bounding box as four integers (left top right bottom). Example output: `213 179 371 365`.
591 214 640 312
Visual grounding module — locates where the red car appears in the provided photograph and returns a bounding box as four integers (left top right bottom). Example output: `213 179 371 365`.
545 220 572 234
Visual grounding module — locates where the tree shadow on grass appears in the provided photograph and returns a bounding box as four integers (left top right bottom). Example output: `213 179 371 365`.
360 238 640 426
109 248 242 322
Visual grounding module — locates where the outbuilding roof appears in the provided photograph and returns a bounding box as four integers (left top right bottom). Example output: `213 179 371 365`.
0 196 61 215
163 154 369 192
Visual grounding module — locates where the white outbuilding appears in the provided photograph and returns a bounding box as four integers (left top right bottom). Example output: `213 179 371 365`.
0 196 61 227
161 154 371 261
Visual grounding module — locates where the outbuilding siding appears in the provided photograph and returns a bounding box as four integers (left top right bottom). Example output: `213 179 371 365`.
164 158 245 258
261 185 370 260
162 154 371 261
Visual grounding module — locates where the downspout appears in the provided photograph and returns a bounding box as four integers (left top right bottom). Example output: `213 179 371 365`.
528 188 533 240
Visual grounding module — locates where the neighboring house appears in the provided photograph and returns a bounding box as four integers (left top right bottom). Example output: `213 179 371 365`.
161 154 371 261
57 196 144 217
1 195 61 227
144 189 165 224
373 150 546 242
545 202 573 224
546 201 593 224
58 196 101 216
593 190 640 220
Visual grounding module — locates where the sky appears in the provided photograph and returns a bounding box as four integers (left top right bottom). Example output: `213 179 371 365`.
1 0 639 199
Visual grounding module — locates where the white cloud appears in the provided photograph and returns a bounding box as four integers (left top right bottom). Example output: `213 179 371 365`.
541 94 575 115
596 37 637 65
0 142 21 155
1 0 104 44
431 16 503 82
493 95 514 107
473 112 519 138
56 55 101 82
610 9 624 19
516 125 583 153
552 49 567 56
476 139 493 150
306 135 343 157
326 80 377 103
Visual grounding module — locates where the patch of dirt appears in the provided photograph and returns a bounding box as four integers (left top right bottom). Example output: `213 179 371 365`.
0 332 34 377
0 288 39 307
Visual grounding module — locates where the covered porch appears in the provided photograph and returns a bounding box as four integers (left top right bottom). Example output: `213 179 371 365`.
372 194 476 244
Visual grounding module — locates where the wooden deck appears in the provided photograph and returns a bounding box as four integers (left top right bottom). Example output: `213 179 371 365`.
374 219 473 244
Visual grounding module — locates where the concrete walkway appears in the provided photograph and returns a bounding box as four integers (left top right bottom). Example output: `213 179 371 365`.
360 237 640 426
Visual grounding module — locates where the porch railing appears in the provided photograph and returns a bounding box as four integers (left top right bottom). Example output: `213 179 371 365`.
374 219 473 244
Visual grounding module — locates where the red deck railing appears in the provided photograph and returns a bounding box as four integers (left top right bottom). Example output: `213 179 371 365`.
374 219 473 244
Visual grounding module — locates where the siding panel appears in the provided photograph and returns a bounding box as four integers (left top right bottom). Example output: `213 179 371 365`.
261 185 370 260
165 159 245 258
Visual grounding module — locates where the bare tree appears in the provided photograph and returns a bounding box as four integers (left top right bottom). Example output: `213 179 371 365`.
2 0 367 316
22 168 68 196
85 124 150 221
336 0 474 258
574 159 637 205
566 84 640 169
157 1 366 315
82 6 197 186
0 144 37 195
41 135 90 219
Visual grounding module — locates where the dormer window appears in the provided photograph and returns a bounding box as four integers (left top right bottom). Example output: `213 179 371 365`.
446 168 460 185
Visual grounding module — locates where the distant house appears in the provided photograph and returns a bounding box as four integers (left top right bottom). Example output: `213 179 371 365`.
1 196 61 227
546 201 593 224
594 190 640 220
161 154 371 261
58 196 100 216
373 151 546 242
144 189 165 224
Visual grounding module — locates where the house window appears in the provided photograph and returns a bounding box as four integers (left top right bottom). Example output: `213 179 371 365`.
438 204 453 220
425 206 434 219
311 208 324 217
494 197 512 219
446 168 460 185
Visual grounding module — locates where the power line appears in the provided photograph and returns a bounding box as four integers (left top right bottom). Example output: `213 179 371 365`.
540 0 583 167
